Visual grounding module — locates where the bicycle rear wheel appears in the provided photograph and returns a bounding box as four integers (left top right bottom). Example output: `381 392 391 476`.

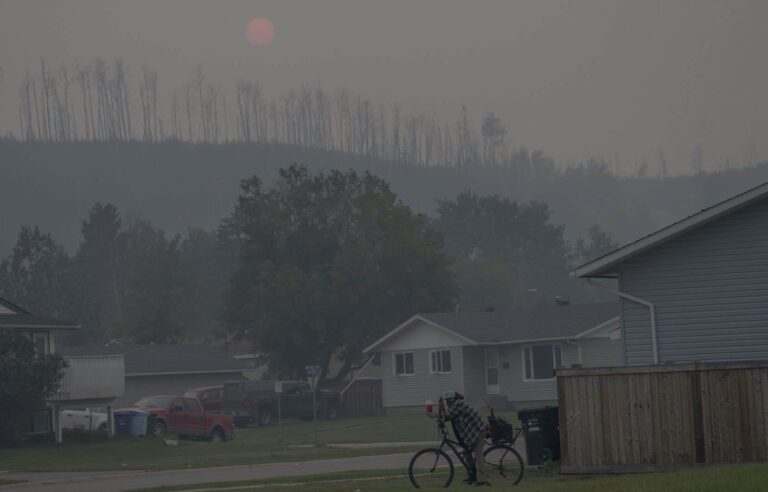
484 443 524 485
408 448 455 488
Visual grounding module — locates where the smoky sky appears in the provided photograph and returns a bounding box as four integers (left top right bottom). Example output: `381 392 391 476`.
1 0 767 174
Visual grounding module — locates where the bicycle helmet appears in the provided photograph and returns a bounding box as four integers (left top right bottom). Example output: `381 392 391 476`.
442 390 464 401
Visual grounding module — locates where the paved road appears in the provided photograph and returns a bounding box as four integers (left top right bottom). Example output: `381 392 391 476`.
0 453 414 492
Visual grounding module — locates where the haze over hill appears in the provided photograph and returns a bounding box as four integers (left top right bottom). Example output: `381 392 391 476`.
2 139 767 257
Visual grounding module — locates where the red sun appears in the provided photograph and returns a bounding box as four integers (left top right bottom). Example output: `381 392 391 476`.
246 17 275 47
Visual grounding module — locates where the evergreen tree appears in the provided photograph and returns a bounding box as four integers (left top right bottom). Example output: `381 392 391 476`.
66 203 122 343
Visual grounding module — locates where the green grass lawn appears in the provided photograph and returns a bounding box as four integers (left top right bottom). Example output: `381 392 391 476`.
0 413 447 472
134 462 768 492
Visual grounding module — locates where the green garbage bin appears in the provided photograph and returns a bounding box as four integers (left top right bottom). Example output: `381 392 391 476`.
517 406 560 465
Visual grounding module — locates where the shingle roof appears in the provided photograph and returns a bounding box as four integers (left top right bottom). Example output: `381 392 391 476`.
58 343 250 375
364 302 620 353
0 297 79 330
419 303 619 343
0 313 80 330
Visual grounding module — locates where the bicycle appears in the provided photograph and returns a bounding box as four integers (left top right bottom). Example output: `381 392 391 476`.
408 410 525 488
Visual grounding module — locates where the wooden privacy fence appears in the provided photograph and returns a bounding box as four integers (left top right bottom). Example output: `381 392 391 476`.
557 360 768 473
341 378 383 417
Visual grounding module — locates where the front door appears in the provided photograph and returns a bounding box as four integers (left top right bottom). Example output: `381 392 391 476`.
485 347 500 395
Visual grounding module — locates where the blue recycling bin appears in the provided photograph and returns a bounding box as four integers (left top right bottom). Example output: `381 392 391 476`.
114 410 151 437
113 411 134 437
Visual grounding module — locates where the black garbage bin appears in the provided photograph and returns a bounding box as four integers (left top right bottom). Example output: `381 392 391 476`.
517 406 560 466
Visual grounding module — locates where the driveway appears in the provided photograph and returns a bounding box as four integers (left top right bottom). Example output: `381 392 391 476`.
0 452 414 492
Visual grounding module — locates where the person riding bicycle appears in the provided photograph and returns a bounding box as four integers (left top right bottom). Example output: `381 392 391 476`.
428 390 490 486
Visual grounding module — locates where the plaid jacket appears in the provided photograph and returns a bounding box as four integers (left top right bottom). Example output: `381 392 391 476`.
442 399 485 447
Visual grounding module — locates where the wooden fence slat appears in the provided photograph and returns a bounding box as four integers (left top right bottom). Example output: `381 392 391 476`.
557 360 768 474
557 371 570 467
756 369 768 461
700 370 713 464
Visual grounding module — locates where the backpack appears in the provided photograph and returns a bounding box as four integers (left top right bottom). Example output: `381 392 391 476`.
487 411 515 444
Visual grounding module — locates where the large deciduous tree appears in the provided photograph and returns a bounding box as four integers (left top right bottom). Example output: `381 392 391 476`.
224 165 456 381
0 333 67 446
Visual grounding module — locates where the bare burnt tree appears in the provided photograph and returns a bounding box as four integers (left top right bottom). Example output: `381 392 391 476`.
76 62 94 140
170 89 181 140
139 65 159 141
193 67 208 142
184 82 195 142
481 111 506 166
10 57 534 170
113 58 132 140
18 72 35 141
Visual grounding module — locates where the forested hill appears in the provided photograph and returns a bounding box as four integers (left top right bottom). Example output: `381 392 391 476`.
2 138 768 255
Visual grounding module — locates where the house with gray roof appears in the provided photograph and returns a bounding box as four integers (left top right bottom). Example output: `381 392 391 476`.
363 302 621 412
575 180 768 366
59 343 252 407
0 296 124 442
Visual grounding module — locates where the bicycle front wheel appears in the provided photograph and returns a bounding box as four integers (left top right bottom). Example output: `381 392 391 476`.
484 443 524 485
408 448 455 488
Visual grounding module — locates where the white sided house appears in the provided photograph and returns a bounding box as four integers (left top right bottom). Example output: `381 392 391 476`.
364 303 621 413
0 297 124 442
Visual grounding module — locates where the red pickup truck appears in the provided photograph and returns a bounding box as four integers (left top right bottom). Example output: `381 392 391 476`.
131 395 235 441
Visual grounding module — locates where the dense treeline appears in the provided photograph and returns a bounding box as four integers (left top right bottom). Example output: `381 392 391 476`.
0 207 233 345
2 138 767 262
0 166 615 376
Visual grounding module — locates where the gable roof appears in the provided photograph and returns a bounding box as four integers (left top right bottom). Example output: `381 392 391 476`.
364 302 619 353
574 181 768 278
0 296 79 330
58 343 250 376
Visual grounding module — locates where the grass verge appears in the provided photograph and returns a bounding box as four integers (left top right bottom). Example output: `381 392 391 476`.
133 462 768 492
0 413 448 472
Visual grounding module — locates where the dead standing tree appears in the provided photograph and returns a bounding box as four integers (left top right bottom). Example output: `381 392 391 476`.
139 65 159 142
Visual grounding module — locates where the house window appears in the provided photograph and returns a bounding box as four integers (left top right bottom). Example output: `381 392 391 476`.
523 344 563 381
486 348 499 387
33 335 48 356
394 352 415 376
430 350 452 374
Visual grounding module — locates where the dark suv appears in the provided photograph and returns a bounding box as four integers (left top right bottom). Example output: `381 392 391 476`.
222 379 341 427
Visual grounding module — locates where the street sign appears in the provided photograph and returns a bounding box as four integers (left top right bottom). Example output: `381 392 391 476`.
305 365 322 376
274 381 283 393
307 375 319 391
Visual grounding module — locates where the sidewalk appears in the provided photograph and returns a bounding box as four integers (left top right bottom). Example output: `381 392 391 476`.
0 453 414 492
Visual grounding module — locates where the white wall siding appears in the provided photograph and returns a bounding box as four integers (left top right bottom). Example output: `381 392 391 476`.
619 197 768 365
497 344 578 405
51 355 125 402
580 338 624 367
381 321 467 351
381 347 464 407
